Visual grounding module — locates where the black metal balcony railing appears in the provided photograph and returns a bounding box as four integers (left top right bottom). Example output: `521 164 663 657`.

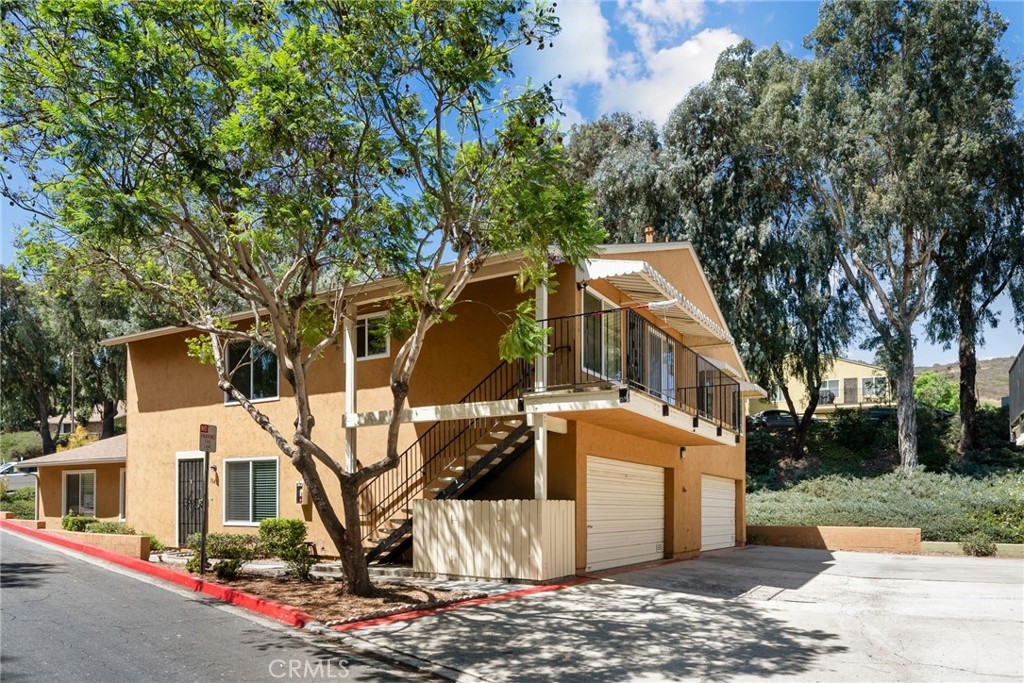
536 308 742 433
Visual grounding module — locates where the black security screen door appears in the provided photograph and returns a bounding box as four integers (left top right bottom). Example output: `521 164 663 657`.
178 459 204 547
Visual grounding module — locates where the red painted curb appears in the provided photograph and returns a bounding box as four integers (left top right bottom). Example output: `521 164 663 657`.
330 576 591 632
0 520 317 628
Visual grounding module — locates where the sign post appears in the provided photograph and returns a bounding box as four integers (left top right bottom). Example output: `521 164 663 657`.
198 424 217 575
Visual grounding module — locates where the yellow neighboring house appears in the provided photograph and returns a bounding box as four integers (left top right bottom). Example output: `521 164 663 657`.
85 241 763 580
750 357 893 416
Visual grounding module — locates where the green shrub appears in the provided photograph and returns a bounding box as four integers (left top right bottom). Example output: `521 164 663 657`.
186 532 263 562
961 531 997 557
917 407 955 472
185 556 208 574
260 518 314 581
0 486 35 519
0 431 43 460
745 430 778 476
746 470 1024 543
212 558 242 580
84 521 136 535
62 515 100 532
146 534 166 553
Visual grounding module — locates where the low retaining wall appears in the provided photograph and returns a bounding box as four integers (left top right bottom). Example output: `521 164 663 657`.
413 499 576 581
6 518 46 529
45 529 150 560
747 525 921 554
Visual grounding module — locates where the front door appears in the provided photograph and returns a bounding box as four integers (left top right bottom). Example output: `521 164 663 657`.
844 378 858 404
177 458 204 547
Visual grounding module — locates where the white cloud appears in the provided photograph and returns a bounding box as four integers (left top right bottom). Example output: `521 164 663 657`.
517 0 741 128
598 27 743 125
549 0 613 86
618 0 707 56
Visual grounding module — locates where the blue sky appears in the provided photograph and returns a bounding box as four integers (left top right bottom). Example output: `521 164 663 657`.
514 0 1024 366
2 1 1022 365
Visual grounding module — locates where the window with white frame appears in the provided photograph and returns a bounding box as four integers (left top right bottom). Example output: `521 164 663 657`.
769 386 786 403
582 291 622 379
862 376 888 401
356 314 389 360
819 379 840 404
64 471 96 517
225 341 278 402
224 459 278 524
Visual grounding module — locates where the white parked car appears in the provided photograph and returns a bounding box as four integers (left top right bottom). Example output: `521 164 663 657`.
0 461 37 491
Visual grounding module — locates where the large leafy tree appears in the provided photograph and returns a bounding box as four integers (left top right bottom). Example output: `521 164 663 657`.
663 41 855 457
0 267 61 452
566 44 856 458
1 0 601 595
788 0 1018 469
564 112 673 243
928 128 1024 455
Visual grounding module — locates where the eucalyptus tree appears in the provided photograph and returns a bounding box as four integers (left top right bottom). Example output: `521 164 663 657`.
1 0 601 595
564 113 675 243
0 267 61 453
788 0 1017 469
663 41 855 457
928 128 1024 454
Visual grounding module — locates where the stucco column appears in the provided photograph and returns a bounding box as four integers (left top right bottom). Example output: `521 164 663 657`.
532 415 548 501
343 304 357 474
533 285 548 499
534 284 548 392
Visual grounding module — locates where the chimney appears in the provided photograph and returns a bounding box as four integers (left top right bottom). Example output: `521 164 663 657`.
644 226 654 243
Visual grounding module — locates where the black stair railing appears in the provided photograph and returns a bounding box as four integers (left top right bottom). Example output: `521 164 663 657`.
359 359 531 541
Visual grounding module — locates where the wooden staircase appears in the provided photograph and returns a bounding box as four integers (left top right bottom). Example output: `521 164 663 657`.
359 360 533 565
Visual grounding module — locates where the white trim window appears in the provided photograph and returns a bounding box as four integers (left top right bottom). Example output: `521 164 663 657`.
63 470 96 517
356 313 389 360
862 376 888 401
119 467 126 521
224 458 279 525
224 341 279 403
582 291 622 380
819 379 840 404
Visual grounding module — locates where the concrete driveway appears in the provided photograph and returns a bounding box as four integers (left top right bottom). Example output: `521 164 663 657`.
350 546 1023 682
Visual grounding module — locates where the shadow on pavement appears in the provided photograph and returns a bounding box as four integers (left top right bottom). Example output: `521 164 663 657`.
601 547 840 599
0 561 61 589
365 577 848 682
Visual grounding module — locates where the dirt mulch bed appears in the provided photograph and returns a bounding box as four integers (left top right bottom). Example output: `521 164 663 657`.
219 574 477 625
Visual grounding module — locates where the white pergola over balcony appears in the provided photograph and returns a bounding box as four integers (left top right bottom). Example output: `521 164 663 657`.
577 259 734 347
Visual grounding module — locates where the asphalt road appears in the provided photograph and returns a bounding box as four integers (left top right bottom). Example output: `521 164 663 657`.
0 530 429 683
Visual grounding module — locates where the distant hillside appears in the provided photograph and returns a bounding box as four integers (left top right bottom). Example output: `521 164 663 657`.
915 356 1013 406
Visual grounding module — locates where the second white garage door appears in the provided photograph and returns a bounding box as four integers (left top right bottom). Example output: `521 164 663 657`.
586 456 665 572
701 475 736 551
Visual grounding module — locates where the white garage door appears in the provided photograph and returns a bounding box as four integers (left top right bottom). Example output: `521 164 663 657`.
586 456 665 572
701 475 736 551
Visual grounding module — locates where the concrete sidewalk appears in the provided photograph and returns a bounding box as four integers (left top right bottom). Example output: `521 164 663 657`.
347 546 1024 682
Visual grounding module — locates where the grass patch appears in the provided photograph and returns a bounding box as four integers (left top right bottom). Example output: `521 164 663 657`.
746 469 1024 543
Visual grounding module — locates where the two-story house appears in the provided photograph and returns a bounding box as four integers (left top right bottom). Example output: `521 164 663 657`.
32 241 760 580
750 357 893 418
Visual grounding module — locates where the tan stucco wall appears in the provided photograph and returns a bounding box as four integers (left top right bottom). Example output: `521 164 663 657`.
572 422 746 572
122 251 747 565
747 525 920 554
749 357 890 415
37 463 124 529
126 273 535 551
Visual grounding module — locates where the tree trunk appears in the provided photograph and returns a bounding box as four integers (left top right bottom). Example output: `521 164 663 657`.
339 479 372 596
793 395 820 460
956 302 980 455
291 454 373 597
35 391 55 455
100 398 117 439
895 343 919 471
